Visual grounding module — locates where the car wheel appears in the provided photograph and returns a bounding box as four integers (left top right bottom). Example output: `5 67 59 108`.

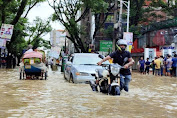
69 74 74 83
64 71 67 80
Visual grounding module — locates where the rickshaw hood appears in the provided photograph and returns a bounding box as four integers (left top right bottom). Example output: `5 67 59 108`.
23 51 42 59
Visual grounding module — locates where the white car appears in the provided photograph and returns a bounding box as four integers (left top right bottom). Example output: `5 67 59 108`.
64 53 110 83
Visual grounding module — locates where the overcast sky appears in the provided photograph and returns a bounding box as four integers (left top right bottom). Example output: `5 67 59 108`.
26 1 64 41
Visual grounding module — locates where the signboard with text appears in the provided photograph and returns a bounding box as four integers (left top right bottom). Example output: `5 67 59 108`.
100 40 112 52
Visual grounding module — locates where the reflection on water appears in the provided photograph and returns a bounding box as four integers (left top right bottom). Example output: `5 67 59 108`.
0 68 177 118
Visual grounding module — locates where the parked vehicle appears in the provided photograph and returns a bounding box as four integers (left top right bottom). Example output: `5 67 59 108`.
19 50 47 80
89 55 128 95
64 53 109 83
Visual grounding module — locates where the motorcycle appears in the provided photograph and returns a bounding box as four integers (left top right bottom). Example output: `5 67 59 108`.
89 55 128 96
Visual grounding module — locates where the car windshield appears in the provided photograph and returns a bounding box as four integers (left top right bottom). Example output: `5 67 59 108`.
73 54 109 65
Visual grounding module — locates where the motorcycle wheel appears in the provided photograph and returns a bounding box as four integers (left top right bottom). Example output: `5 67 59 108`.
64 71 67 80
115 86 120 95
89 80 98 91
100 86 108 93
92 85 98 91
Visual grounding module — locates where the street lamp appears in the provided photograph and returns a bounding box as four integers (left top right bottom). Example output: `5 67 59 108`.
113 0 130 51
118 0 130 33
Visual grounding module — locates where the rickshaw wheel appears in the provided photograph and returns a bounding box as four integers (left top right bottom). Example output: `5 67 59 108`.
20 71 25 80
23 72 25 80
20 72 22 80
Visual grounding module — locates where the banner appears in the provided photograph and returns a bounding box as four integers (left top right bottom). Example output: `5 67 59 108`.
127 45 132 52
0 24 14 40
51 46 61 54
0 39 6 49
49 46 61 59
123 32 133 52
48 51 59 59
123 32 133 45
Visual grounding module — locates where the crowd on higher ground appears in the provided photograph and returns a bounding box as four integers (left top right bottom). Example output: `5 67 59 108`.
137 53 177 77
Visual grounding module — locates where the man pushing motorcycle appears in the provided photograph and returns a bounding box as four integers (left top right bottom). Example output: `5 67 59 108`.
97 39 134 92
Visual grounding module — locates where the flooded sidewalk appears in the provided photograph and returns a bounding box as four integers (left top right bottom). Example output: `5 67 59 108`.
0 68 177 118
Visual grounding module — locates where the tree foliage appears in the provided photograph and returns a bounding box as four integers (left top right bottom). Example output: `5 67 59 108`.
0 0 52 68
0 0 50 56
26 17 52 49
129 0 177 37
93 0 114 40
48 0 111 53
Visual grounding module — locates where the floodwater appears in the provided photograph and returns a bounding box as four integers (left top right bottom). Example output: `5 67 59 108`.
0 68 177 118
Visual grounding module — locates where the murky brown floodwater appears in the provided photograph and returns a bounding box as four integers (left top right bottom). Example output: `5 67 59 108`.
0 67 177 118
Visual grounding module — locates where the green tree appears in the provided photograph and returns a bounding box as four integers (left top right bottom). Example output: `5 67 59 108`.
129 0 176 37
48 0 110 53
103 25 114 39
0 0 47 68
157 0 177 17
93 0 114 40
129 0 145 26
0 0 47 52
26 17 52 49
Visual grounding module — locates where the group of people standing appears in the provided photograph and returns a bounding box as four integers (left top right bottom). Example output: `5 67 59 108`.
137 54 177 77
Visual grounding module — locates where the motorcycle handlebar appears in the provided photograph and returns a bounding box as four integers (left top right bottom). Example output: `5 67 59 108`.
99 63 129 69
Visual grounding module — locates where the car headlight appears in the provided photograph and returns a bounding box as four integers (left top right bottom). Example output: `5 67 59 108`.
75 72 89 76
103 70 109 77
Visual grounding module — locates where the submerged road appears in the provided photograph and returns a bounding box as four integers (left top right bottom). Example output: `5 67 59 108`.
0 67 177 118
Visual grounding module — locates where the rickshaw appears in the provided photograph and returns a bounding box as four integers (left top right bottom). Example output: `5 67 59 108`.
19 50 47 80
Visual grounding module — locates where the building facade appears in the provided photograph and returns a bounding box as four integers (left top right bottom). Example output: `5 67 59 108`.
131 0 177 69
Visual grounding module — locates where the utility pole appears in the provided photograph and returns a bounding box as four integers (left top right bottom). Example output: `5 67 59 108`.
118 0 123 39
113 0 118 52
126 0 130 32
90 9 94 45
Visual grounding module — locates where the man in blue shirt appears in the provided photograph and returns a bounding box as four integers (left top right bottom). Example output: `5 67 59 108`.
139 57 145 74
97 39 134 92
172 54 177 77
